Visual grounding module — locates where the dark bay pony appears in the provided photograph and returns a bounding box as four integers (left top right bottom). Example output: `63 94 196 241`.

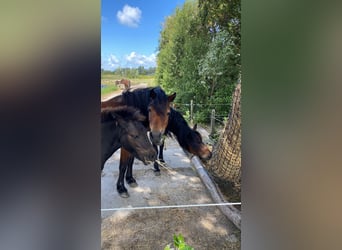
101 106 156 171
153 108 212 173
101 87 176 197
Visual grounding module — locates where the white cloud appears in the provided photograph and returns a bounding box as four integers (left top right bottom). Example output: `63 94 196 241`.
125 52 156 68
102 52 156 70
107 54 120 69
116 5 142 28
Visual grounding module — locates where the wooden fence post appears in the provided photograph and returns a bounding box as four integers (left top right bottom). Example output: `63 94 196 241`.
210 109 215 136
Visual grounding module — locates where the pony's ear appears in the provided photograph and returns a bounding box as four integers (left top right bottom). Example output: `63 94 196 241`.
193 123 197 130
150 88 157 99
168 92 176 102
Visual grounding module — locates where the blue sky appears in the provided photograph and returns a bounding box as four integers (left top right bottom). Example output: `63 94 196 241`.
101 0 186 70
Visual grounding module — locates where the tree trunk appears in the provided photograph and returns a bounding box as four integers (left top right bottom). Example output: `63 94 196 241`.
208 82 241 191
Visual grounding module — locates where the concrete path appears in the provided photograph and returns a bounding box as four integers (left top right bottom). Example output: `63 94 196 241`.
101 128 217 218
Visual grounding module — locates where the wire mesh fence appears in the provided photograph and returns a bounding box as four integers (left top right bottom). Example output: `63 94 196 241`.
172 101 230 135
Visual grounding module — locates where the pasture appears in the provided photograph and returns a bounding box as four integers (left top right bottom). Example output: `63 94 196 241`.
101 73 156 99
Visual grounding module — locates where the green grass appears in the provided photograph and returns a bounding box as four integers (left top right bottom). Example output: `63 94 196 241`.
101 84 119 96
101 73 156 85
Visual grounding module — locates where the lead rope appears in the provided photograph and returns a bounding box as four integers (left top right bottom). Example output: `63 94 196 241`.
154 159 177 175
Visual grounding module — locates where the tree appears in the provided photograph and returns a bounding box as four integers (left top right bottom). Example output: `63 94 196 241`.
156 0 241 123
198 0 241 49
207 82 241 192
156 1 210 117
198 30 240 118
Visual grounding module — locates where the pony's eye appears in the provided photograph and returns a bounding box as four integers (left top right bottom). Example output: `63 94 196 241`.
167 112 170 116
148 108 151 112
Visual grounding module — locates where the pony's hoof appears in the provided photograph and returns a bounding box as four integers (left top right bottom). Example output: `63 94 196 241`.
154 170 161 176
128 182 138 188
119 192 129 198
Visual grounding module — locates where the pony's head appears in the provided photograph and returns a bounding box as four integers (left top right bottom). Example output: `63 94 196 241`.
112 107 157 164
185 124 212 160
148 87 176 145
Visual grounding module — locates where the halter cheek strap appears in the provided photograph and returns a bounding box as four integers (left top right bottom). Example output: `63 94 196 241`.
147 131 153 145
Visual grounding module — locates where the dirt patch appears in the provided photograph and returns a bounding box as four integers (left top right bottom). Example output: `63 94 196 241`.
102 207 240 250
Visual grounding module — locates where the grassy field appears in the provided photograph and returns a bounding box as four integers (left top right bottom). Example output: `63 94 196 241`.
101 73 156 98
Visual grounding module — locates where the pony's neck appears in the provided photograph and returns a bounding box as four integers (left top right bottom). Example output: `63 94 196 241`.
167 109 191 149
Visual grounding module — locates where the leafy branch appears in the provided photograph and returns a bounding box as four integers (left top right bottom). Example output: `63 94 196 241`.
164 234 194 250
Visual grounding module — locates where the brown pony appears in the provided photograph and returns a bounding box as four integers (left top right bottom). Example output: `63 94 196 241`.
115 78 131 90
101 87 176 197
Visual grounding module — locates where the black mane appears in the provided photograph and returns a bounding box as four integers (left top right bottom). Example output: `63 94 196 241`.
121 87 168 117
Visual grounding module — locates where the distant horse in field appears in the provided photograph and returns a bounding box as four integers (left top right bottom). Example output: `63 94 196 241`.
152 108 212 173
115 78 131 90
101 87 176 197
101 106 156 172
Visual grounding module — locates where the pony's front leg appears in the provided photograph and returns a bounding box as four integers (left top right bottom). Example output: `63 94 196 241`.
153 141 165 175
158 139 165 162
124 150 137 187
117 149 131 198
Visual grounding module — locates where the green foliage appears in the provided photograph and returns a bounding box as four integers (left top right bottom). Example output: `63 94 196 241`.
164 234 194 250
198 0 241 48
156 0 240 124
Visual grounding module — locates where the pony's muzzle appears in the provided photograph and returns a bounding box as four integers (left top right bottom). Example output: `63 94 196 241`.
204 151 212 160
149 131 163 146
200 150 212 161
143 150 157 165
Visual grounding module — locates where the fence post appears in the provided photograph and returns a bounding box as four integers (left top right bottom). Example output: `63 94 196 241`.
190 100 194 125
210 109 215 136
